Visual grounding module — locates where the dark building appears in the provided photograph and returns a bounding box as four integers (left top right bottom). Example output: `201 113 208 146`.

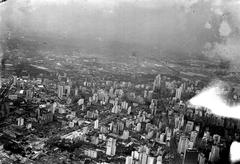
183 148 198 164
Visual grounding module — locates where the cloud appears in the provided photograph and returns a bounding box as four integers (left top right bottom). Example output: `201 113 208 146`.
27 0 199 9
202 0 240 71
204 22 212 29
219 21 232 37
203 36 240 71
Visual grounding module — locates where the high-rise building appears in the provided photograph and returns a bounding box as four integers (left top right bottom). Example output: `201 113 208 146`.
140 152 148 164
94 119 99 129
144 90 148 98
157 155 163 164
188 141 194 149
148 90 153 99
156 161 162 164
58 85 64 98
147 156 156 164
131 151 139 160
136 122 141 132
165 127 172 141
125 156 133 164
175 86 183 100
128 106 132 115
52 102 57 114
112 104 119 113
122 130 129 140
13 76 17 85
175 117 180 129
64 85 71 97
17 117 24 126
194 125 200 132
178 136 189 155
26 89 33 99
121 101 128 110
78 98 84 106
198 153 206 164
183 148 198 164
153 74 161 91
190 131 198 145
213 134 221 145
208 145 220 162
203 131 210 141
106 138 116 156
160 133 165 143
74 87 78 96
185 121 194 133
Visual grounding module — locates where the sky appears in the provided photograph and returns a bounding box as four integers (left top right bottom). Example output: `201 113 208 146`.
1 0 240 62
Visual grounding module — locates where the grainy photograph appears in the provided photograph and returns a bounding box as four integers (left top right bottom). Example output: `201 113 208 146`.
0 0 240 164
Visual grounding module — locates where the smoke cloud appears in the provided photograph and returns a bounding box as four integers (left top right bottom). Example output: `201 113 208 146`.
189 80 240 163
189 80 240 119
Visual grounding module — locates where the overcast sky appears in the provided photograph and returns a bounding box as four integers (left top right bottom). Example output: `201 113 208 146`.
1 0 240 63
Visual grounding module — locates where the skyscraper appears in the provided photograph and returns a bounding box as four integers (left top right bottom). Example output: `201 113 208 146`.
147 156 156 164
122 130 129 140
106 138 116 156
208 145 220 163
0 69 2 88
185 121 194 133
94 119 99 129
0 76 2 89
190 131 198 145
64 85 71 97
13 76 17 85
125 156 133 164
213 134 221 145
58 85 64 98
17 117 24 126
178 136 189 155
175 86 183 100
140 152 148 164
198 153 206 164
153 74 161 91
74 87 78 96
183 148 198 164
26 89 33 99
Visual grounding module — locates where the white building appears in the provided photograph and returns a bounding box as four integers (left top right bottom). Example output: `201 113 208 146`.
106 138 116 156
94 119 99 129
153 74 161 91
175 86 183 100
17 117 24 126
178 136 189 154
209 146 220 162
58 85 64 98
125 156 133 164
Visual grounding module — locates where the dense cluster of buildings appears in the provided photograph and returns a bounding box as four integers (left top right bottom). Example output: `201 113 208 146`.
0 61 239 164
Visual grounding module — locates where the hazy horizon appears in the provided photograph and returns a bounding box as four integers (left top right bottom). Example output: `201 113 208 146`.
1 0 240 65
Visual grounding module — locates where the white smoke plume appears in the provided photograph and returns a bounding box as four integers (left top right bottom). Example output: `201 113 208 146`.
189 80 240 163
189 80 240 119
